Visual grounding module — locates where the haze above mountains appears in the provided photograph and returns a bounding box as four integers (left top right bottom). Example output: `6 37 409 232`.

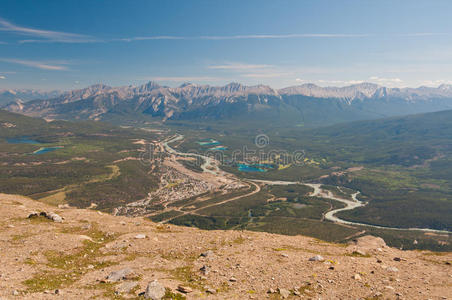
3 81 452 126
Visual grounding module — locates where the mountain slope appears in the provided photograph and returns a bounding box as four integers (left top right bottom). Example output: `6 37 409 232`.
4 82 452 126
1 193 451 299
0 89 62 106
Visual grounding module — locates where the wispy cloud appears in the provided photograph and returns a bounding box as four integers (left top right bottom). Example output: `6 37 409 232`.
208 63 272 71
316 79 365 85
0 58 69 70
118 33 371 42
0 18 98 43
369 76 403 84
0 75 5 79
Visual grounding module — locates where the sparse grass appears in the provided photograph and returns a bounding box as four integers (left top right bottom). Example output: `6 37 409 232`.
232 236 246 245
164 288 186 300
169 266 203 290
23 224 118 292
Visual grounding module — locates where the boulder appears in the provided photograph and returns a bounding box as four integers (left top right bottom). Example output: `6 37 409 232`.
278 288 291 299
144 280 166 300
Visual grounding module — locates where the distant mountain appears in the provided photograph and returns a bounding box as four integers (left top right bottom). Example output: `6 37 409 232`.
4 82 452 126
0 89 62 106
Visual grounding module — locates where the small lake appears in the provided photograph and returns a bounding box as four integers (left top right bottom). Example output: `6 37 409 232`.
7 137 41 144
33 147 63 155
238 163 274 172
208 146 227 151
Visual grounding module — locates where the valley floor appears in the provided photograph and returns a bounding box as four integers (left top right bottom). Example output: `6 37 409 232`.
0 193 451 299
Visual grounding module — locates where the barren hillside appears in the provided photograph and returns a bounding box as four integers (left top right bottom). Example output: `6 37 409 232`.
0 193 450 300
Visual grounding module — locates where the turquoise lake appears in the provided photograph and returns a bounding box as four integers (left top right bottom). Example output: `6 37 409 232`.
237 163 274 172
7 138 41 144
33 147 62 155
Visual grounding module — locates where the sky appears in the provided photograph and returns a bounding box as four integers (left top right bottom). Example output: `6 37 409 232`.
1 0 452 90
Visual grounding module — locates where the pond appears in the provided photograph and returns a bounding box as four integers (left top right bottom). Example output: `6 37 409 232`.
208 146 227 151
33 147 63 155
197 138 220 146
7 137 41 144
237 163 274 172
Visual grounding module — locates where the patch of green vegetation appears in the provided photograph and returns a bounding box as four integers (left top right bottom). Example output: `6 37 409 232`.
169 266 203 290
23 224 118 292
164 288 187 300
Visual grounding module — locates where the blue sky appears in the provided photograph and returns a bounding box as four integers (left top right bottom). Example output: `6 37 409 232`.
1 0 452 90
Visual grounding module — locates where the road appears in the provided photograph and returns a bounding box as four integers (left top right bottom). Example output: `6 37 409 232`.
162 136 451 234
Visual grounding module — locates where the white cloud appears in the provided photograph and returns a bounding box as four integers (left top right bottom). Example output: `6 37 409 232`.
209 63 272 71
369 76 403 83
0 58 69 70
0 75 5 79
0 18 98 43
317 79 364 85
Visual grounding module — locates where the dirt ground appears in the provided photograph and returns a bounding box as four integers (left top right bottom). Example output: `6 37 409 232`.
0 193 451 299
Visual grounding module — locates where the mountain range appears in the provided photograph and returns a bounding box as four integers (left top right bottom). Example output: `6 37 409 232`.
0 89 62 107
4 82 452 126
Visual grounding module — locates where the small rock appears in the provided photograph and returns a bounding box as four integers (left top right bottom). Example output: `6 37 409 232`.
384 285 395 290
144 280 166 300
352 250 367 256
12 290 19 296
54 289 60 295
58 204 70 209
309 255 325 262
281 253 289 258
377 259 383 263
200 250 214 258
46 212 63 223
278 288 291 299
206 287 216 294
106 268 135 282
120 221 126 225
329 266 335 270
393 257 402 262
7 224 15 228
387 266 399 272
177 285 192 293
353 274 362 281
27 212 39 218
135 234 146 239
267 288 276 294
229 277 237 282
200 265 210 275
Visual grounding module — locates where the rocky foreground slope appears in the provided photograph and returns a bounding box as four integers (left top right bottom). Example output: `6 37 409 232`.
0 193 451 300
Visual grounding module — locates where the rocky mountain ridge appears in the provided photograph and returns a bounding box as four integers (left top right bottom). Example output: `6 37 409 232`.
4 82 452 125
0 89 62 106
